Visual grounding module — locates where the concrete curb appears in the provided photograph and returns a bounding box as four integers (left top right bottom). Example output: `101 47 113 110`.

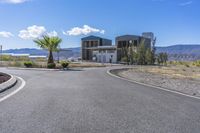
7 67 60 72
0 73 17 93
107 68 200 100
6 67 84 72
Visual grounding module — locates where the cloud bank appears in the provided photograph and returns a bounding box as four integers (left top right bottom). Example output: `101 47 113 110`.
64 25 105 36
179 1 193 6
18 25 46 40
0 0 29 4
0 31 14 38
47 31 58 37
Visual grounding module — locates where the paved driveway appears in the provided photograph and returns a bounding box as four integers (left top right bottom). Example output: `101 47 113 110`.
0 67 200 133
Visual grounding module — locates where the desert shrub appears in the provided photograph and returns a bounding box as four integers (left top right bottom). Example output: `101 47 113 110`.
24 61 33 68
121 56 128 62
185 64 190 67
193 60 200 67
12 61 22 67
157 53 168 65
61 61 69 69
47 63 56 69
2 55 11 61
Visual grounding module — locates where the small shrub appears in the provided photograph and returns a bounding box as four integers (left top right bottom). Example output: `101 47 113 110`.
193 60 200 67
121 57 128 62
24 62 33 68
13 61 22 67
185 64 190 67
47 63 56 69
61 61 69 69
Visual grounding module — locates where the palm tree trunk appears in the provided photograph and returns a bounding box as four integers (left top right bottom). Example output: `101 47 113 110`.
48 50 54 64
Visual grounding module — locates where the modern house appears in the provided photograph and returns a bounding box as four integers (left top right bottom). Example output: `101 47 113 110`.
81 33 153 63
81 36 117 63
116 35 151 61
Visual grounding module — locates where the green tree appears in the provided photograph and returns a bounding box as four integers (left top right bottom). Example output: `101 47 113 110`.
157 52 168 65
163 53 168 65
132 51 139 64
121 45 129 64
145 48 153 65
152 37 157 64
34 35 62 64
120 38 157 65
137 40 146 65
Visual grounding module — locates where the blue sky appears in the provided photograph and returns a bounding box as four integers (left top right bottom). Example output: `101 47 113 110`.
0 0 199 49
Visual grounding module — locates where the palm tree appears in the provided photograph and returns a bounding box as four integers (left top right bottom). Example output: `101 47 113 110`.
34 35 62 64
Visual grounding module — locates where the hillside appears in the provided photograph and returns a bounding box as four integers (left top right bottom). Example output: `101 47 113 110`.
3 47 81 59
156 45 200 61
3 45 200 61
3 48 48 55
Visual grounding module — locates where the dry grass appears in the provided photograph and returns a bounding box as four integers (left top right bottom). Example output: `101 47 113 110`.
69 62 106 68
0 61 106 68
133 66 200 80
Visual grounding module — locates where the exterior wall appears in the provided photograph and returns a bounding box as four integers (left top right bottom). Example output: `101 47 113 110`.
81 34 153 63
102 39 112 46
116 35 151 62
94 50 117 63
81 36 112 61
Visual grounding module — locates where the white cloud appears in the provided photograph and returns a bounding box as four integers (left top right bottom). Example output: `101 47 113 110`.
0 31 14 38
19 25 46 40
0 0 29 4
64 25 105 36
179 1 193 6
47 31 58 37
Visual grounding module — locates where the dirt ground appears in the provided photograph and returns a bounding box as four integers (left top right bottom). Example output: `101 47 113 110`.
0 74 11 84
116 65 200 97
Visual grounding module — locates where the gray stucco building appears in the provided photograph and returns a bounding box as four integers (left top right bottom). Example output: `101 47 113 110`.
116 35 151 61
81 36 117 63
81 33 153 63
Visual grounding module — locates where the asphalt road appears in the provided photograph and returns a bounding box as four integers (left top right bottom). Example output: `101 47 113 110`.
0 67 200 133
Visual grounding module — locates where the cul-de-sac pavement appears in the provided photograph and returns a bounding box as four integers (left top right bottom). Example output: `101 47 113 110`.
0 67 200 133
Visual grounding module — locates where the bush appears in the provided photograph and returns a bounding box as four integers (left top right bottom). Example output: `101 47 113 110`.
185 64 190 67
61 61 69 69
12 61 22 67
121 56 128 62
47 63 56 69
24 62 33 68
193 60 200 67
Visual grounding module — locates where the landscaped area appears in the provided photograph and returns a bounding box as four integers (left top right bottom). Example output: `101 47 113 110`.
113 63 200 97
0 73 10 84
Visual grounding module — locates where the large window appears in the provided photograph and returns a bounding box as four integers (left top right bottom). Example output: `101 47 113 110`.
134 40 137 47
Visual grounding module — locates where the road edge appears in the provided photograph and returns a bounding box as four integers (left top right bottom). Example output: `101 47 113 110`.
0 73 17 93
0 76 26 103
107 68 200 100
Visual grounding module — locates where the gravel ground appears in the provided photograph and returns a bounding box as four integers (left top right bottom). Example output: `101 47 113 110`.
115 67 200 97
0 74 11 84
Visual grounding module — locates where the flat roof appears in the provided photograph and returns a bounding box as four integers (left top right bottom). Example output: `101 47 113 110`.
85 45 117 50
116 35 151 41
81 35 111 41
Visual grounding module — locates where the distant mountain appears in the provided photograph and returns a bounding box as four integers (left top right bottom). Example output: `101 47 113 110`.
3 48 48 55
156 44 200 61
156 45 200 55
3 45 200 61
3 47 81 59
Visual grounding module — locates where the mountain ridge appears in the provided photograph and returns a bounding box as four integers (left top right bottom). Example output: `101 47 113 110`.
2 45 200 61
